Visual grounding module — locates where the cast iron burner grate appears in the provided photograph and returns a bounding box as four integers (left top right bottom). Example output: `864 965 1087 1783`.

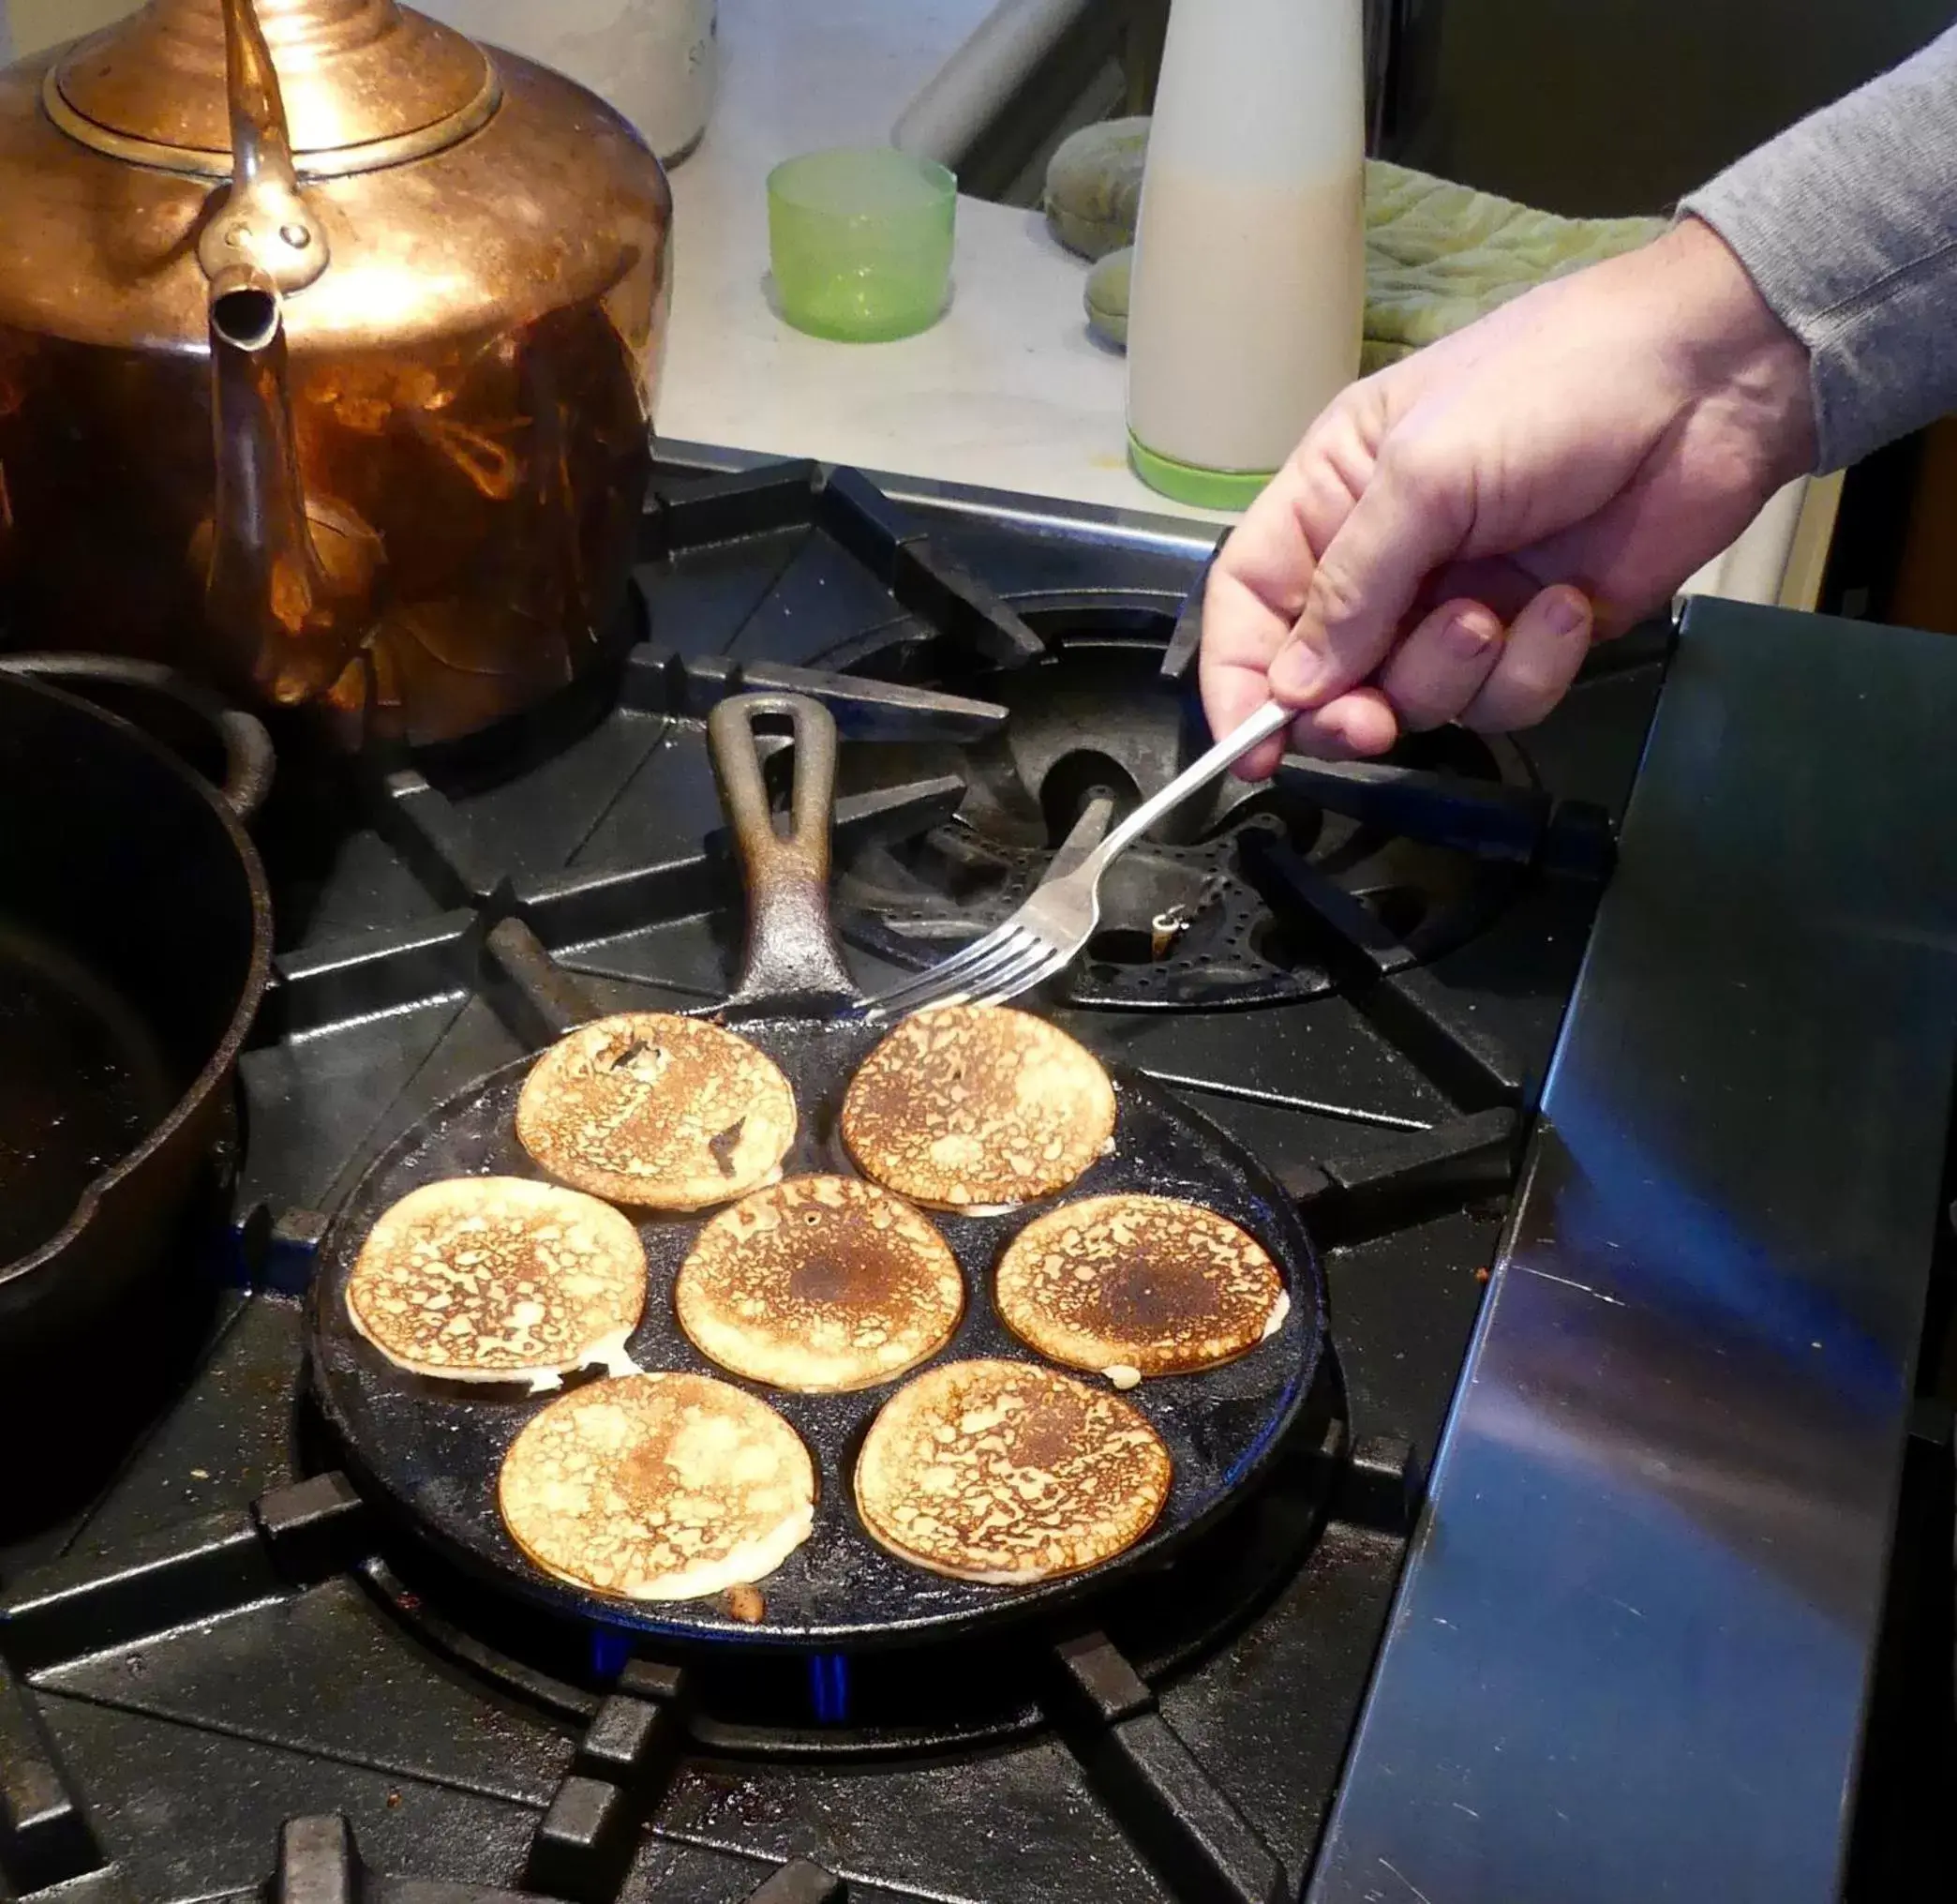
0 450 1666 1904
0 1436 1412 1904
619 462 1619 1020
815 597 1543 1009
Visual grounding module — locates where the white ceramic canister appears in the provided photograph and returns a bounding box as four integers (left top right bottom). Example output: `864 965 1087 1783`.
416 0 719 165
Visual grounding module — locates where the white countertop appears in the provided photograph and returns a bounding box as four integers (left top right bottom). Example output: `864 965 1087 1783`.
654 0 1816 594
656 0 1233 527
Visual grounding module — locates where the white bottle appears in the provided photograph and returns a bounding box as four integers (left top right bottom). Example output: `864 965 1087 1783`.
1126 0 1365 510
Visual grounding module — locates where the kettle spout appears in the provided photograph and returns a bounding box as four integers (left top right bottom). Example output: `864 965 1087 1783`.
196 0 380 712
202 264 379 707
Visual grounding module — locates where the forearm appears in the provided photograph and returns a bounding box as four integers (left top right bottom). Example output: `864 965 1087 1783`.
1680 23 1957 472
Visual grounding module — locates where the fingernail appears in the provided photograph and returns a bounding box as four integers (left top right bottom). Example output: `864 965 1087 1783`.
1447 607 1499 657
1545 590 1590 637
1267 640 1324 702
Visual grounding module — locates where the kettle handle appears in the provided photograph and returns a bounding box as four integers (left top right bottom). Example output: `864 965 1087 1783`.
196 0 330 296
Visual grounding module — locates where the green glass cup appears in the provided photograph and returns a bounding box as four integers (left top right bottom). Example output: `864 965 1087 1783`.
767 147 956 343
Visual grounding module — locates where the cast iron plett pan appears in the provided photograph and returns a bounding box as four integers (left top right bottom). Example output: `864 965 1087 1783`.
308 694 1329 1650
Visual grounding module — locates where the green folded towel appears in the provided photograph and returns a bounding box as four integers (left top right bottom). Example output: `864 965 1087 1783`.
1360 158 1666 365
1048 120 1666 364
1046 116 1150 262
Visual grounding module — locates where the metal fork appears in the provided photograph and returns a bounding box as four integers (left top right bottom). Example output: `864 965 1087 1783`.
860 698 1292 1020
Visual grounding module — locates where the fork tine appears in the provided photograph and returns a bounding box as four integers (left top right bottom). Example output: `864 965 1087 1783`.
926 934 1059 1014
905 926 1049 1010
963 939 1073 1010
864 923 1038 1019
864 922 1019 1016
873 920 1025 1010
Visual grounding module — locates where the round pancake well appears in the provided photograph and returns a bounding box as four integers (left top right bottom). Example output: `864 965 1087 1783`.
345 1177 646 1383
498 1372 816 1601
841 1005 1116 1210
995 1193 1287 1382
515 1012 797 1210
855 1357 1173 1582
676 1175 964 1392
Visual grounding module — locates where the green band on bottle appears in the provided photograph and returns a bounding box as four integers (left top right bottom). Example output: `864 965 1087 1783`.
1127 431 1275 511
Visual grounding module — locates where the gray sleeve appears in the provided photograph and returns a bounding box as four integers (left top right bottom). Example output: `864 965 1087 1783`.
1679 23 1957 473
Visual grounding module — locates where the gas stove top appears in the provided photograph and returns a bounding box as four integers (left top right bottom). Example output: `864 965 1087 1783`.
2 448 1950 1904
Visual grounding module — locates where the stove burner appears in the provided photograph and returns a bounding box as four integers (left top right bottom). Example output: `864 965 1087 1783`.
341 1364 1350 1759
816 598 1540 1009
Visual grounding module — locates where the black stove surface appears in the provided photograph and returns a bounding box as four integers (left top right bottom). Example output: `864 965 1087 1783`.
0 450 1668 1904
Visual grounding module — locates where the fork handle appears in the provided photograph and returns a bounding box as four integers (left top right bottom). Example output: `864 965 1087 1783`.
1088 698 1292 871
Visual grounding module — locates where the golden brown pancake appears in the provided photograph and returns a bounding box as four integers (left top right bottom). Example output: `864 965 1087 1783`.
994 1194 1287 1383
854 1357 1172 1582
676 1175 965 1391
515 1012 796 1211
498 1372 815 1601
841 1005 1116 1211
346 1177 646 1385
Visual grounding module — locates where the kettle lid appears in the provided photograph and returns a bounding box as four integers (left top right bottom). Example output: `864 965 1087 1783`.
48 0 499 179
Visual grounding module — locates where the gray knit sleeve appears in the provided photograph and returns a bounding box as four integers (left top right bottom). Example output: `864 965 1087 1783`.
1679 23 1957 473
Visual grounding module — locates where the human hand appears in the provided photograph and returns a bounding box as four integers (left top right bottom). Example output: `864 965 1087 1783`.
1199 217 1816 774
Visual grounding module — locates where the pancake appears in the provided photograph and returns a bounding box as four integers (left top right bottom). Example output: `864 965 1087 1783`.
498 1372 816 1601
854 1357 1172 1583
676 1175 965 1392
841 1005 1116 1211
994 1194 1288 1383
346 1177 646 1386
515 1012 796 1211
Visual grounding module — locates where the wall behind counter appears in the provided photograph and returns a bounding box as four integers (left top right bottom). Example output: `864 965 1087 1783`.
1387 0 1952 217
4 0 136 62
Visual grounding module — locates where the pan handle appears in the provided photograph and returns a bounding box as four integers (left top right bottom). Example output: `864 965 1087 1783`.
707 691 860 1009
0 652 275 820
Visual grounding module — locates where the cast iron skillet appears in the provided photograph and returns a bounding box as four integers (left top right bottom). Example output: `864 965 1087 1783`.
308 694 1330 1650
0 658 273 1354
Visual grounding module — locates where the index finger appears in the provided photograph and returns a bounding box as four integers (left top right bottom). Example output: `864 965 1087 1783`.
1199 405 1379 774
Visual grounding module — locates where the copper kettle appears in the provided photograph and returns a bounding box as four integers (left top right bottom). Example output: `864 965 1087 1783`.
0 0 671 746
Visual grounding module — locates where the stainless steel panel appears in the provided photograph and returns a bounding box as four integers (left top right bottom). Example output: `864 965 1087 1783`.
1310 598 1957 1902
